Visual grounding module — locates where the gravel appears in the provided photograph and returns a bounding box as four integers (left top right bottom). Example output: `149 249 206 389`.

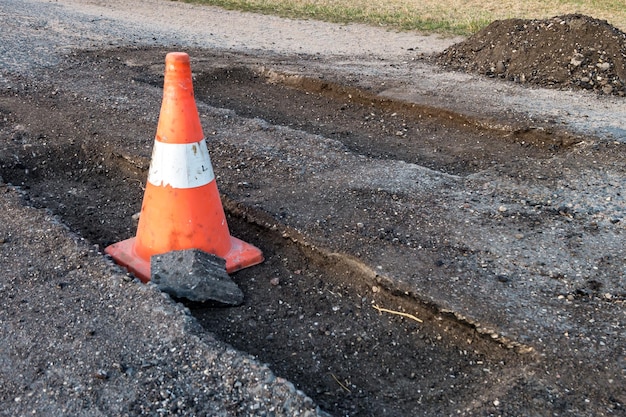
0 185 327 416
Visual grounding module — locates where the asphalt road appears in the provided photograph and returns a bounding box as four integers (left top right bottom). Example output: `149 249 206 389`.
1 0 624 416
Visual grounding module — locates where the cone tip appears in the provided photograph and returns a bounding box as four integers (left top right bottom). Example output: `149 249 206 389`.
166 52 190 65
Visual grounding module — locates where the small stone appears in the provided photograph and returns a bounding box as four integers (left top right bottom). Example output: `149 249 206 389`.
570 54 584 67
270 277 280 286
151 249 244 305
498 205 507 212
602 85 613 95
94 369 109 380
496 275 510 283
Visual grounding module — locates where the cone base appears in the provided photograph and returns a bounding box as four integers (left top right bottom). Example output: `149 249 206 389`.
105 237 263 284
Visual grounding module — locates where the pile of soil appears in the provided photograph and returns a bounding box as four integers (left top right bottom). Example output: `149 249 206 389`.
436 14 626 96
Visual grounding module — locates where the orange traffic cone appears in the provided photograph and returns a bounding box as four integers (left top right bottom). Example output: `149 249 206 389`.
105 52 263 283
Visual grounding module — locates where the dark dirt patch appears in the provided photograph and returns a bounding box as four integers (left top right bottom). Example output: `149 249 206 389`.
437 14 626 96
192 65 580 176
199 208 529 417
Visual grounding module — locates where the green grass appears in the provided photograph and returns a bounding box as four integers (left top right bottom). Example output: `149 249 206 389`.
182 0 626 36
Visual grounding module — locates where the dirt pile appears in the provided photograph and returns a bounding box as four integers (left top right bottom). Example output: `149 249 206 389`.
437 14 626 96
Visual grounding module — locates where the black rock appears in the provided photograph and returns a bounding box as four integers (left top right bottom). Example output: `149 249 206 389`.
151 249 244 305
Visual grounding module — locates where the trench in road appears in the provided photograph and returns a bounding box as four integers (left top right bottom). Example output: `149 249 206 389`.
0 55 554 416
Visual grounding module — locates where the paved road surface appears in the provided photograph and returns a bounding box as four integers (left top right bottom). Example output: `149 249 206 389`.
0 0 624 416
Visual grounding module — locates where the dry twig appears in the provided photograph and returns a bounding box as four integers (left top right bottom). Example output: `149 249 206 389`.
330 373 352 393
373 304 423 323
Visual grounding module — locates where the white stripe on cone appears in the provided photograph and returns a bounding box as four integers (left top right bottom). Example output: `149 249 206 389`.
148 139 215 188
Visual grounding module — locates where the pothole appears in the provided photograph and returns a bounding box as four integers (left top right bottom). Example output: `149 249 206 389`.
191 65 575 177
213 205 534 416
124 49 578 176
